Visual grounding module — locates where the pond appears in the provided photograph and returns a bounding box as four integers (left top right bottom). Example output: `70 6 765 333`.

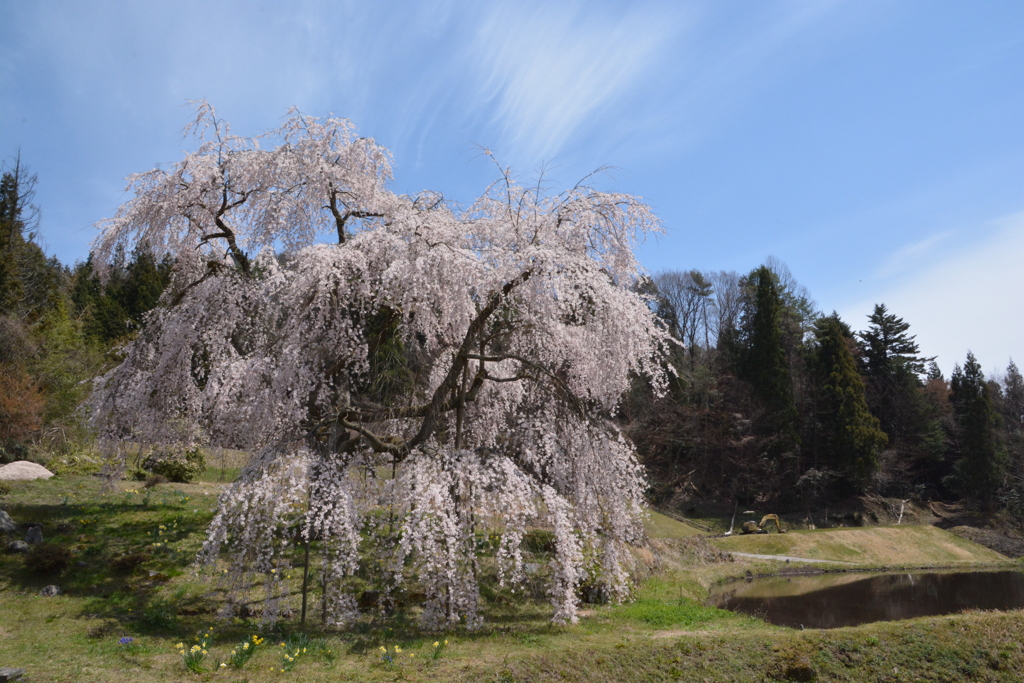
707 570 1024 629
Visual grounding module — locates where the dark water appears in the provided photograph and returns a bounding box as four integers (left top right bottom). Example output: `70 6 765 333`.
708 570 1024 629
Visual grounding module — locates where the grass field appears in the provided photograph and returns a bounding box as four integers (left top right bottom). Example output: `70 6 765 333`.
2 473 1023 682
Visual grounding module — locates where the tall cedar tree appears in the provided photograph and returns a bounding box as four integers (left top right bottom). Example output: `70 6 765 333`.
948 352 1006 505
859 303 929 440
0 160 64 320
742 266 799 450
1002 359 1024 434
0 170 26 314
811 315 887 489
999 360 1024 513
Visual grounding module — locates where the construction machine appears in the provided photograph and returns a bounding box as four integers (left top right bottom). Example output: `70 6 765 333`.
740 514 786 534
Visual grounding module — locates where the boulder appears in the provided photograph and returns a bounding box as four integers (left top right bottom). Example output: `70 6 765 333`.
0 667 26 682
39 585 61 597
24 526 43 545
0 461 54 481
5 540 29 554
0 510 16 534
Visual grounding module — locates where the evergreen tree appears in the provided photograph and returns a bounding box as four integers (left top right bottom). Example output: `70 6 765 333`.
742 266 799 447
948 352 1006 505
997 359 1024 514
858 303 932 439
811 315 887 489
0 156 65 320
1003 359 1024 433
71 248 172 345
0 170 26 314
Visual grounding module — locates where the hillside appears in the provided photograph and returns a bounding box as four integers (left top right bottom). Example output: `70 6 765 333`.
711 525 1006 565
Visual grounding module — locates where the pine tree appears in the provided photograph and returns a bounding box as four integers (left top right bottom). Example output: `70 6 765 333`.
859 303 932 441
811 315 887 489
948 352 1006 505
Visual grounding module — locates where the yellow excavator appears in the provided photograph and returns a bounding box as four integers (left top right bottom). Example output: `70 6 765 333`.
741 514 786 534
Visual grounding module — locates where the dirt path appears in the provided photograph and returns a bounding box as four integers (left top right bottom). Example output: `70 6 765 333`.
728 551 861 565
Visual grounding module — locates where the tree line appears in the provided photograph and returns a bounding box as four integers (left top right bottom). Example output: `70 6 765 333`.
629 262 1022 515
0 156 171 464
2 151 1021 523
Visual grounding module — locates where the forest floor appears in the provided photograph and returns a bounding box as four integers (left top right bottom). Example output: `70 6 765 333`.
1 474 1023 682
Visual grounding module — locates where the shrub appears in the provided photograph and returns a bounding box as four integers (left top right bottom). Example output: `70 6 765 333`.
0 437 31 465
24 543 72 574
141 444 206 483
47 451 102 476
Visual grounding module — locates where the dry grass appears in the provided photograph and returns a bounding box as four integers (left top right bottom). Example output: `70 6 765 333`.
644 511 706 540
711 525 1007 565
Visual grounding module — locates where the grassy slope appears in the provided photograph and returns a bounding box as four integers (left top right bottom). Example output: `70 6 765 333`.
643 511 705 539
711 525 1007 565
1 475 1022 682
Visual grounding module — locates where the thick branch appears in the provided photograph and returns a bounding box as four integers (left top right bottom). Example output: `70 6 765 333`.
328 188 383 244
403 269 531 453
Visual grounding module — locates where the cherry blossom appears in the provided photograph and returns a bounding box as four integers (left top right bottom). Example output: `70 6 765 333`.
89 102 671 626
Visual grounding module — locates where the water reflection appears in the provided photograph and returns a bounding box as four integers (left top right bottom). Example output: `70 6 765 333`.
708 571 1024 629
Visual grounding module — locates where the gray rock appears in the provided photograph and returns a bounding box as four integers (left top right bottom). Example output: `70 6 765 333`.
0 510 15 534
39 584 61 597
24 525 42 545
0 667 26 682
5 540 29 554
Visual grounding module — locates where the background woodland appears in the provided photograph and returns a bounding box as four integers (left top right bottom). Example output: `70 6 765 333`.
2 155 1022 522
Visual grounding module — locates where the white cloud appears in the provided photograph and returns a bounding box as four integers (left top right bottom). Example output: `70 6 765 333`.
841 211 1024 377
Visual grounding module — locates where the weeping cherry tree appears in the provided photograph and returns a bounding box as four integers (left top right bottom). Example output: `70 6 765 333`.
88 103 671 627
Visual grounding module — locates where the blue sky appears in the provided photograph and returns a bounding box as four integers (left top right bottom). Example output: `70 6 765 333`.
2 0 1022 376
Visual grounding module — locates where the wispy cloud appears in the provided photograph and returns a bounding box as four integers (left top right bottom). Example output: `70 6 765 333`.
840 210 1024 375
463 3 681 163
873 230 955 279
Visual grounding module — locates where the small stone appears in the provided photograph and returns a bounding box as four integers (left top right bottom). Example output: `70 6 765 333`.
39 584 62 597
0 510 16 534
25 526 43 545
5 540 29 554
0 667 26 682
